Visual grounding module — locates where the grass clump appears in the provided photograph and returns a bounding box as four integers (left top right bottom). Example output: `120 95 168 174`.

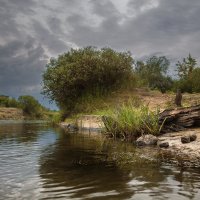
102 103 161 141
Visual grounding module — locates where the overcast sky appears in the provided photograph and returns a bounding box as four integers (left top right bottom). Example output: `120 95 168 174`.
0 0 200 108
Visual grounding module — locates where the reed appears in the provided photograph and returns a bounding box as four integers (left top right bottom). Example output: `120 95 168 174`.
102 103 161 141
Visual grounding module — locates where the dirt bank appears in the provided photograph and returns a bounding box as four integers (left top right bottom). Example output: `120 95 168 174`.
0 107 24 120
61 89 200 167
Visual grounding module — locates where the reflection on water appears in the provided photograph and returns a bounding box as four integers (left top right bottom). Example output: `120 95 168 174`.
0 121 200 199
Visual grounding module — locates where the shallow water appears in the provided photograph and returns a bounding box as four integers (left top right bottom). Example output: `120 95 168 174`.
0 121 200 200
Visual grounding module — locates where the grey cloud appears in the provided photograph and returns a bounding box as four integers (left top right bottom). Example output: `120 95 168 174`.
0 38 47 96
32 20 68 54
1 0 200 106
66 0 200 60
128 0 155 10
90 0 120 18
66 0 122 47
0 0 35 15
47 17 64 35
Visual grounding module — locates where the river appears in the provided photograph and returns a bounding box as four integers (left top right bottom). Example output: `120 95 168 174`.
0 121 200 200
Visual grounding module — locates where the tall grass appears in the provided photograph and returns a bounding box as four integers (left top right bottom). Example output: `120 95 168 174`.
48 112 62 125
102 103 161 141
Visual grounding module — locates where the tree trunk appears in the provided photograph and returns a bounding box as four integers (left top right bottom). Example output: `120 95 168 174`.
159 105 200 133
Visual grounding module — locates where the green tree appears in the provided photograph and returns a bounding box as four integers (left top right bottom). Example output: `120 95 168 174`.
176 54 197 79
0 96 19 107
175 54 198 93
42 47 134 115
190 68 200 92
0 95 10 107
18 95 44 118
135 56 172 93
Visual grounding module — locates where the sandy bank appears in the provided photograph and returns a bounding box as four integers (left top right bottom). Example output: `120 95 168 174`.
158 129 200 167
0 107 24 120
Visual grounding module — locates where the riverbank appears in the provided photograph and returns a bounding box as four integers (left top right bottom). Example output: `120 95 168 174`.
60 114 200 167
158 129 200 167
0 107 24 120
59 89 200 167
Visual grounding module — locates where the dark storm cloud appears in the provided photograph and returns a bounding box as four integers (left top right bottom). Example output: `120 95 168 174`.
66 0 122 48
1 0 200 105
66 0 200 60
0 38 47 95
125 0 200 57
0 0 69 99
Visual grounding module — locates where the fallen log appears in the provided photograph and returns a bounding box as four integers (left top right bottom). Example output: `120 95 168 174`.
159 105 200 133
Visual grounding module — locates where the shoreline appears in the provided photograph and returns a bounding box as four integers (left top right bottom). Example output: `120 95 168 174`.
158 129 200 167
60 115 200 167
0 107 24 120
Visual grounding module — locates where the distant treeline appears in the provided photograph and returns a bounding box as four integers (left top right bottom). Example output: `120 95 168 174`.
0 95 49 119
41 47 200 116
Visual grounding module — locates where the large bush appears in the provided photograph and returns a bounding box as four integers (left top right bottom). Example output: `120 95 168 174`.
18 95 45 118
42 47 134 115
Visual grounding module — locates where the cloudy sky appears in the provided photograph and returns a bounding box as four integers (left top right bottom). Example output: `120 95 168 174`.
0 0 200 108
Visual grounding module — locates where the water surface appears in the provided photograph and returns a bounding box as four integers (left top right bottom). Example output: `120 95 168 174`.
0 121 200 200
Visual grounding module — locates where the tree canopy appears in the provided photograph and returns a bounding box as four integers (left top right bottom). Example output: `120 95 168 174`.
42 47 134 114
176 54 197 79
135 56 172 93
42 46 200 116
175 54 199 92
18 95 46 118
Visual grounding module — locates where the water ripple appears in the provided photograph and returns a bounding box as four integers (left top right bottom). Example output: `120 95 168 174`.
1 122 200 199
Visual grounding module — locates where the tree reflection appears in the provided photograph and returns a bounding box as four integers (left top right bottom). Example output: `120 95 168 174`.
39 129 170 199
0 121 48 143
1 122 199 199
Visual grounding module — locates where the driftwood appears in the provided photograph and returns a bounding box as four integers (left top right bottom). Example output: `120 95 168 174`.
159 105 200 133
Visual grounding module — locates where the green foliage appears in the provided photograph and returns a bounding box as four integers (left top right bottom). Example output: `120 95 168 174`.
191 68 200 92
0 96 19 107
135 56 173 93
48 111 62 124
0 95 49 119
42 47 134 115
102 103 161 141
173 79 192 93
176 54 197 79
175 54 200 93
18 95 45 118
